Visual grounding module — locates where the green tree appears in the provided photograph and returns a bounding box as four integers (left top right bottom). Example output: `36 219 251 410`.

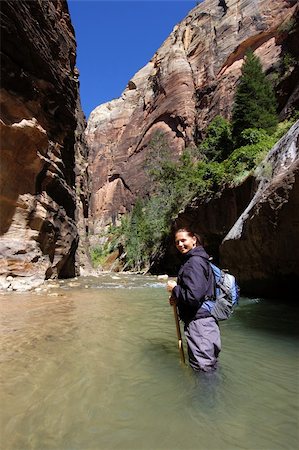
199 115 233 161
144 131 172 187
231 50 278 145
125 198 146 270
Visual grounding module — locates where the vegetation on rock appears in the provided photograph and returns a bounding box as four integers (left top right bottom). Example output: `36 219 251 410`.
199 115 233 162
89 51 297 272
231 50 278 146
90 121 297 271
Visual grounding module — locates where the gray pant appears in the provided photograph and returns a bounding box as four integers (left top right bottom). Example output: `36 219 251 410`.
184 317 221 372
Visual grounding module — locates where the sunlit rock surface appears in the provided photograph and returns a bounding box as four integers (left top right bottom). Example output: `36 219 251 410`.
0 0 89 290
86 0 298 232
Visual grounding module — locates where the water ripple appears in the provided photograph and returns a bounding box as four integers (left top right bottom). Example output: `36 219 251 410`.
0 280 298 450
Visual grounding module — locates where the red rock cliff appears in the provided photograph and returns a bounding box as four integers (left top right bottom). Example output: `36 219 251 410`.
0 0 89 290
155 120 299 297
86 0 298 233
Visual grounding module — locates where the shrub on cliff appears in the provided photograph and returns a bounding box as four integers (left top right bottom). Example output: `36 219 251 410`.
123 150 195 270
123 199 147 271
199 115 233 162
224 133 277 184
232 50 278 145
144 131 174 182
108 117 295 271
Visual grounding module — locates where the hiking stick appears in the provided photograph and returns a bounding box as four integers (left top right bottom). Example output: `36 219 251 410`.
172 303 185 364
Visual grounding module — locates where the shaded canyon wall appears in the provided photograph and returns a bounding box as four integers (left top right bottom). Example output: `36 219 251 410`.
220 120 299 297
0 0 89 290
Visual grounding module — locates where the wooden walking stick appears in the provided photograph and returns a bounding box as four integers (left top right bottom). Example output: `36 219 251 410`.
172 303 185 364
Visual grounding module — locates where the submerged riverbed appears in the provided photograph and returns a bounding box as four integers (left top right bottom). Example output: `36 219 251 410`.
0 274 298 450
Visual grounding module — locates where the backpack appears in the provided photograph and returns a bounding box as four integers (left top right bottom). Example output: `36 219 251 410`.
208 262 239 321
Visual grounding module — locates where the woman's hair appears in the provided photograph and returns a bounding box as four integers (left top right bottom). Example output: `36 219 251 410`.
174 227 202 246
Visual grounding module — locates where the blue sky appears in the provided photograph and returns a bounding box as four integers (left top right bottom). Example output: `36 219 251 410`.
68 0 197 119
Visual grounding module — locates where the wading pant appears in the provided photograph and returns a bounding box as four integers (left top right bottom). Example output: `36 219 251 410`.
184 317 221 372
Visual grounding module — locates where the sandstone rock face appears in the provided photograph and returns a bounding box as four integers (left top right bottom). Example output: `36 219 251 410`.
0 0 88 290
220 120 299 297
153 122 299 298
86 0 298 232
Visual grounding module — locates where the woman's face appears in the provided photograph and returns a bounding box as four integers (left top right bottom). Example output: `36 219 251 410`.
175 231 197 254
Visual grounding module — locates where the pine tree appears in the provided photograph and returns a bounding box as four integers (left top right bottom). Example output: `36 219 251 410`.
199 115 233 161
231 50 278 145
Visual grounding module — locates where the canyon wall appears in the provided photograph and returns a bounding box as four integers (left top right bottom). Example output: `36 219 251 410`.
155 121 299 297
220 120 299 297
0 0 89 290
86 0 298 233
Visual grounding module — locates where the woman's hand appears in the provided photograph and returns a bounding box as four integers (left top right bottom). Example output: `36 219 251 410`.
166 280 177 292
167 280 177 305
169 295 177 306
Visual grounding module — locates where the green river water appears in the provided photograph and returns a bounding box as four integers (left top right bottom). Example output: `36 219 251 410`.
0 274 298 450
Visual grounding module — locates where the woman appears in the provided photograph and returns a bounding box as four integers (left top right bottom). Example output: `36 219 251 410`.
167 228 221 372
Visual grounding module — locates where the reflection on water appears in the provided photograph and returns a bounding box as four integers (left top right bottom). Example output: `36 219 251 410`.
0 274 298 450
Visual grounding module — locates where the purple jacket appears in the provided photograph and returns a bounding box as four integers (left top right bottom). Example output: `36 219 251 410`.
172 246 214 324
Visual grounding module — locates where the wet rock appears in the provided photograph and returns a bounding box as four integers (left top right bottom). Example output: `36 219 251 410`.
0 275 45 292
